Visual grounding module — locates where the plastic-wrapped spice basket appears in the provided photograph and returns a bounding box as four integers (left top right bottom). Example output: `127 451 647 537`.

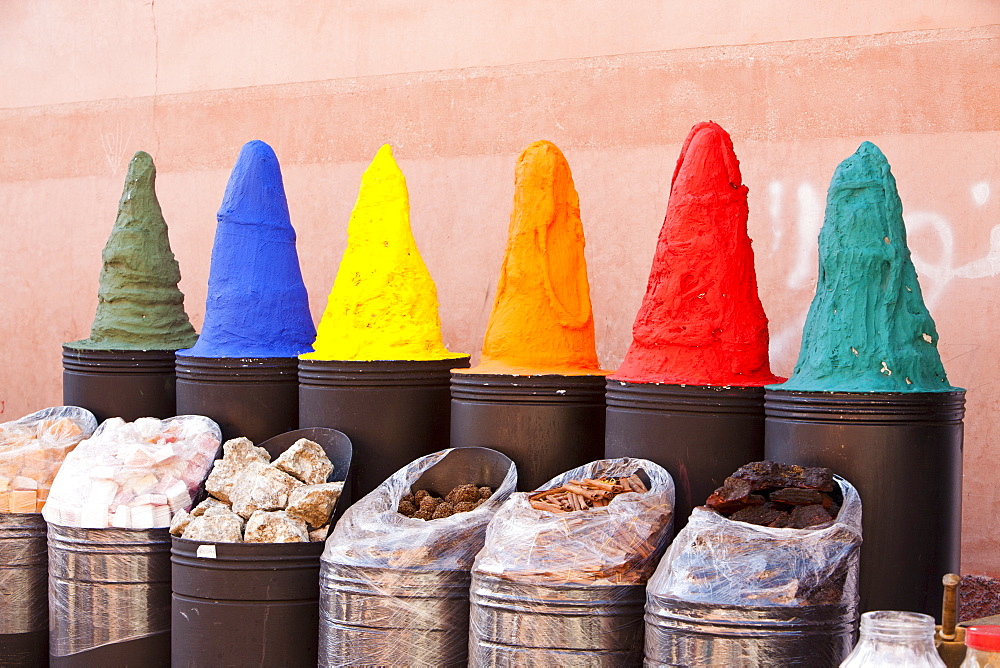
468 457 675 667
644 476 862 668
0 406 97 667
42 415 221 666
318 447 517 668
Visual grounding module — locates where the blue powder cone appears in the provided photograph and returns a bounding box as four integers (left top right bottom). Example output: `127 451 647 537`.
179 140 316 358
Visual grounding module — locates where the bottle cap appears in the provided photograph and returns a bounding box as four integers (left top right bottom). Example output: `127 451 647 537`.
966 626 1000 653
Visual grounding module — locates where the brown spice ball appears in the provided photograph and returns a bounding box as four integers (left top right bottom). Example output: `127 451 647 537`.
446 484 480 504
478 487 493 500
398 500 418 517
400 493 414 506
413 508 434 521
419 495 441 511
431 502 455 519
413 490 431 502
453 501 476 514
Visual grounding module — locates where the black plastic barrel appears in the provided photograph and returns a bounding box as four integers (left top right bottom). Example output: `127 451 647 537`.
318 446 514 668
765 389 965 618
644 597 855 667
175 356 299 443
0 514 48 667
62 347 176 422
171 427 352 667
468 574 646 666
605 381 765 530
450 373 606 491
299 357 469 504
47 523 171 667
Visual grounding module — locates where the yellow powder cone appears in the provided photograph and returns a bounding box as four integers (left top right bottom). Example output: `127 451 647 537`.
302 145 463 361
467 140 603 375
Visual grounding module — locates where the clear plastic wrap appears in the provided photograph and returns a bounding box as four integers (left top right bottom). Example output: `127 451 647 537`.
47 523 170 659
43 415 221 529
473 457 675 585
644 477 863 667
649 476 861 607
0 406 98 514
319 447 517 668
468 458 674 666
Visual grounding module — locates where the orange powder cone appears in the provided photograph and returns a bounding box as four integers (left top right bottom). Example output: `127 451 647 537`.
469 141 603 375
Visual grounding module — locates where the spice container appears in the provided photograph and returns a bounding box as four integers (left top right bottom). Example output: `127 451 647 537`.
961 626 1000 668
841 610 946 667
319 447 517 667
645 469 861 667
470 458 674 665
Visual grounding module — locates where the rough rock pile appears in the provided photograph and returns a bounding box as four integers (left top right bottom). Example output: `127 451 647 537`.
170 437 343 543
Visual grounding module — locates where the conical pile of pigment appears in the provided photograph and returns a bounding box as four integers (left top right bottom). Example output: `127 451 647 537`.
68 151 197 351
612 122 781 386
303 144 464 362
778 142 956 393
466 140 602 376
179 140 315 358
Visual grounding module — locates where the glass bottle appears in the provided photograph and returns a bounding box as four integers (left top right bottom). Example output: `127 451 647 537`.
841 610 946 667
961 626 1000 667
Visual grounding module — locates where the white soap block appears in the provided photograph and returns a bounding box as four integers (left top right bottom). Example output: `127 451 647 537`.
129 504 156 529
10 490 36 513
12 476 38 491
152 504 172 527
80 504 110 528
111 505 132 528
126 473 159 496
151 445 176 464
133 417 162 440
88 479 120 506
164 480 192 512
120 444 157 468
91 466 117 480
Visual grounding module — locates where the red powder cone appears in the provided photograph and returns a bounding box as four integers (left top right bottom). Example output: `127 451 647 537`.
612 122 782 386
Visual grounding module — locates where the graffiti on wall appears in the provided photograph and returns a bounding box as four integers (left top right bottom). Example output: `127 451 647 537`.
764 180 996 370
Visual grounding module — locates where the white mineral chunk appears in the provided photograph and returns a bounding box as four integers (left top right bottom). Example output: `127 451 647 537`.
221 437 271 467
243 510 308 543
271 439 333 485
170 508 192 536
285 481 344 529
308 524 330 542
231 465 302 519
182 511 245 543
205 459 250 504
191 496 230 517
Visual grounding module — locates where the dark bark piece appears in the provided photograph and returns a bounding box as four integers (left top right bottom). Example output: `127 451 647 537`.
770 487 824 505
730 502 787 527
706 477 752 512
730 460 835 492
789 504 833 529
767 511 792 528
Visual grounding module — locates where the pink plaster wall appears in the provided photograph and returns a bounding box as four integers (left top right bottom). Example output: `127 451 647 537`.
1 2 998 574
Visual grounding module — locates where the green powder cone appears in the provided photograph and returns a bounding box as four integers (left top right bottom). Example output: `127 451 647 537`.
67 151 197 351
778 142 957 393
